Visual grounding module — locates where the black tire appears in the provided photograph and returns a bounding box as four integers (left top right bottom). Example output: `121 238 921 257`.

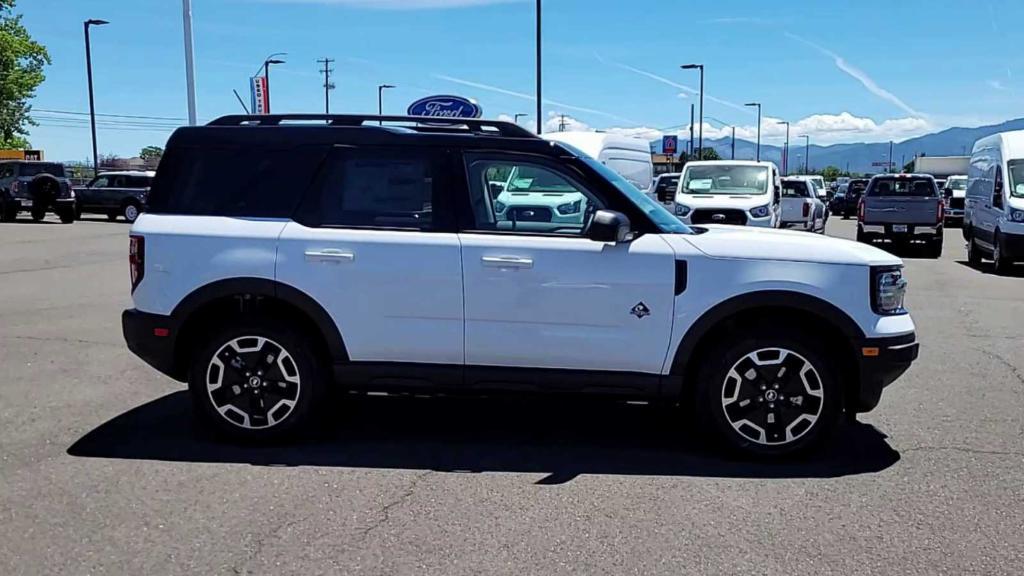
121 200 141 223
695 325 841 457
967 234 983 266
188 316 327 442
842 213 850 220
929 237 943 259
0 202 16 222
31 208 46 221
106 212 118 221
992 232 1014 275
855 226 866 243
57 207 75 224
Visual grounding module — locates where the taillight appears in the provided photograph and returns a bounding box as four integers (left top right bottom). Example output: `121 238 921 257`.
802 202 810 217
937 199 944 224
857 199 865 222
129 235 145 293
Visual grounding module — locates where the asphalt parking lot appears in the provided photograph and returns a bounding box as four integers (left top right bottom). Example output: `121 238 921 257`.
1 215 1021 575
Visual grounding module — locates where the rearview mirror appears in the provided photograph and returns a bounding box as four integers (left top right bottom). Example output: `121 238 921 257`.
588 210 632 243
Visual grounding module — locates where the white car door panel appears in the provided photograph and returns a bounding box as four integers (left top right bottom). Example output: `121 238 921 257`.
277 225 464 364
459 232 676 373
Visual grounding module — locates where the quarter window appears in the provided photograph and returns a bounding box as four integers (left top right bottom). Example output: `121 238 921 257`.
465 156 604 236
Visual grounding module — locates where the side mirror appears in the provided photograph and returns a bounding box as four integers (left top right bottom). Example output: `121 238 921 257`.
588 210 632 243
488 182 505 197
994 179 1004 208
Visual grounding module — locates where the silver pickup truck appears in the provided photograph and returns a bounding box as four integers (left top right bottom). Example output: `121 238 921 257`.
855 174 944 258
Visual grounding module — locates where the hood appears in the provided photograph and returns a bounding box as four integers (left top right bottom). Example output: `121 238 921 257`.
674 225 902 266
675 193 772 210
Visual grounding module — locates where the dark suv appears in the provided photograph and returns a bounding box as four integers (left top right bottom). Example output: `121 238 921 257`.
74 171 154 222
0 161 76 223
831 178 868 219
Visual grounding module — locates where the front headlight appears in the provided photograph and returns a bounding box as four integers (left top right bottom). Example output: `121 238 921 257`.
1010 208 1024 223
494 200 506 213
872 266 907 315
674 204 691 216
750 204 771 218
556 199 582 215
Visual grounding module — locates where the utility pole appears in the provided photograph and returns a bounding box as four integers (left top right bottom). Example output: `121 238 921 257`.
777 121 790 175
558 114 568 132
745 102 761 161
731 126 736 160
888 140 894 173
317 58 335 114
535 0 542 134
800 134 810 173
689 104 695 159
181 0 197 125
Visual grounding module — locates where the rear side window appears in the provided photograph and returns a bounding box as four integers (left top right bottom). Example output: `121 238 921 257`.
296 146 450 231
868 178 937 197
147 145 329 217
654 176 679 202
782 180 809 198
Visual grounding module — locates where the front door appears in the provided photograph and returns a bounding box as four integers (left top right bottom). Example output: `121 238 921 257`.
276 145 464 367
458 153 676 390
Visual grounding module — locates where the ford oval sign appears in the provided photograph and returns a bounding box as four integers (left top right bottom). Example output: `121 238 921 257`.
407 95 482 120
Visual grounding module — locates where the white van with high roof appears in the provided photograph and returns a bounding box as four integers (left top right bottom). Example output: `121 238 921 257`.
542 131 654 192
673 160 782 228
965 131 1024 273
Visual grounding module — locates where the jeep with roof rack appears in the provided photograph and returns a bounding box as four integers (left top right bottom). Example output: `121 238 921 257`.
121 114 919 457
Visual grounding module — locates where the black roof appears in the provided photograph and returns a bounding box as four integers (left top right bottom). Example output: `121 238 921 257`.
167 114 556 154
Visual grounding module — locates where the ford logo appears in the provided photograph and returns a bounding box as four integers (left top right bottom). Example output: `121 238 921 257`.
407 95 482 120
711 213 726 221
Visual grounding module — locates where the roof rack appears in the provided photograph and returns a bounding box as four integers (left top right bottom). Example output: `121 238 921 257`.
206 114 538 138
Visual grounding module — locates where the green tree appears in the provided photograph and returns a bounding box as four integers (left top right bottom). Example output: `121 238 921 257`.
0 0 50 149
697 147 721 161
140 145 164 161
821 166 842 181
902 159 915 173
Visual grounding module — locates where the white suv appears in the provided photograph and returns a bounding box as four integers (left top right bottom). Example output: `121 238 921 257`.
122 114 919 457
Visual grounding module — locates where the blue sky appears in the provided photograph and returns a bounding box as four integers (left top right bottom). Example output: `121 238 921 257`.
18 0 1024 161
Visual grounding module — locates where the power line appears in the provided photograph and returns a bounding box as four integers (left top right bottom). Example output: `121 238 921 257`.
32 108 188 122
317 57 335 115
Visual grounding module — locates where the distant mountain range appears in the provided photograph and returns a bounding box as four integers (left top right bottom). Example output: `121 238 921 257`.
654 117 1024 174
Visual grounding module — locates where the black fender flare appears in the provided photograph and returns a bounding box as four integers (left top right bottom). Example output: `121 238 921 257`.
665 290 866 396
171 277 348 362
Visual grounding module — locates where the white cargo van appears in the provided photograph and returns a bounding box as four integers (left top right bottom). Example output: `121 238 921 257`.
542 132 654 192
673 160 782 228
965 131 1024 273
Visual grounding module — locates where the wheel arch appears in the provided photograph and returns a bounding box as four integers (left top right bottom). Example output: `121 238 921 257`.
666 290 865 405
170 277 347 380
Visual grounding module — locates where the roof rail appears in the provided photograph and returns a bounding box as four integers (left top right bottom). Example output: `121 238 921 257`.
206 114 538 138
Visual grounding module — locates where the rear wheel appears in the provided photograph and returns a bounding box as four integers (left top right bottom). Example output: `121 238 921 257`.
1 202 16 222
122 201 141 223
855 226 866 243
57 207 75 224
928 237 943 259
696 326 841 457
967 231 983 265
31 208 46 221
188 317 326 442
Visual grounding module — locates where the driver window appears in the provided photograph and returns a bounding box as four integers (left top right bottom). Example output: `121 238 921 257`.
466 158 604 236
92 176 110 188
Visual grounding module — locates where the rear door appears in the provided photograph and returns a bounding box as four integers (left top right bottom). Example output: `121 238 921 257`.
276 145 465 367
863 177 941 225
780 180 809 224
457 151 675 391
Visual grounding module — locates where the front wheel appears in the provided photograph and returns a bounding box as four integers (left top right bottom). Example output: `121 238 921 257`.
31 208 46 221
993 232 1014 275
188 318 326 442
696 326 841 457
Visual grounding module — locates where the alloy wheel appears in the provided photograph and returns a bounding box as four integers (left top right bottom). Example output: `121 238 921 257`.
721 348 824 446
206 336 302 429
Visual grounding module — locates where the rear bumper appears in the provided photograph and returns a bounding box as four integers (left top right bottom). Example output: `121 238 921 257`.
853 332 919 413
860 223 942 239
122 308 182 381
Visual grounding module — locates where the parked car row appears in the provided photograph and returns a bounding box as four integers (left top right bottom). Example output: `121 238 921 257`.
0 160 153 224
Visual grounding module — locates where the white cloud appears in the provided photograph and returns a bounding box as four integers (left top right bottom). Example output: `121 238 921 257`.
785 33 924 118
988 79 1007 91
594 54 751 114
266 0 525 8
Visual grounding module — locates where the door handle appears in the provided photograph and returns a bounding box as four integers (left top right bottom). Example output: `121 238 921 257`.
305 249 354 263
481 255 533 269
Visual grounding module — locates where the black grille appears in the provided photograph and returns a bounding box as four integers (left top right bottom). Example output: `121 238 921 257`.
949 197 964 210
691 208 748 226
508 206 552 222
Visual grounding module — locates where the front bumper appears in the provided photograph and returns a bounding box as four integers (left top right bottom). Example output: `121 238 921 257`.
122 308 182 381
1000 230 1024 260
853 331 919 412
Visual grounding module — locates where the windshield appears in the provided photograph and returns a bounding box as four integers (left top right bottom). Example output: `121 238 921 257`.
682 164 768 195
947 177 967 190
1008 160 1024 198
868 177 937 197
575 155 691 234
506 166 578 193
18 163 65 178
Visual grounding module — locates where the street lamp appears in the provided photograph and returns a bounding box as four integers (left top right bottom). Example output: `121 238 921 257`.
744 102 761 161
378 84 395 124
84 18 108 174
514 113 528 125
535 0 542 134
776 120 790 175
258 53 286 113
799 134 810 173
681 64 704 158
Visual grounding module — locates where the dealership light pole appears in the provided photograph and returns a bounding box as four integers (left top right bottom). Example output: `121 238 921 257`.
777 120 790 175
888 140 894 173
181 1 197 125
259 53 286 113
731 126 736 159
377 84 395 125
688 104 695 159
744 102 761 161
84 18 108 173
681 64 703 158
800 134 810 173
535 0 542 134
514 113 528 125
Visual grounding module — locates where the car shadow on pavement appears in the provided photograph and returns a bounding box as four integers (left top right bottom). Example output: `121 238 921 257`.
68 392 900 484
955 260 1024 277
